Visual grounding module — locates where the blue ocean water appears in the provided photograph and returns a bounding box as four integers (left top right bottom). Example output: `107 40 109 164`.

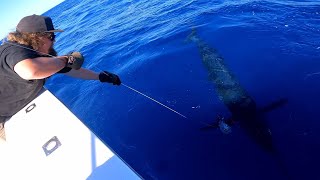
43 0 319 179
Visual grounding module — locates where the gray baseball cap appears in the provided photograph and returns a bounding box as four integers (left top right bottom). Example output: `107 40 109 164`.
16 14 64 33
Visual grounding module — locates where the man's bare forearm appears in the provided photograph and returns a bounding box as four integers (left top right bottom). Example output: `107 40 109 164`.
65 68 99 80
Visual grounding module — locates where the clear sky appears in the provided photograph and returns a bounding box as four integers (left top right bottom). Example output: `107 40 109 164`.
0 0 65 39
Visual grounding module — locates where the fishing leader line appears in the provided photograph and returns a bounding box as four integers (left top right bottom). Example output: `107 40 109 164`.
94 67 188 119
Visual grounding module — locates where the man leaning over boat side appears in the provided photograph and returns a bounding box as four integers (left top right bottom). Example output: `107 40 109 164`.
0 14 121 141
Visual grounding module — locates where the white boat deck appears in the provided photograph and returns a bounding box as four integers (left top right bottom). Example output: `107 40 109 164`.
0 90 140 180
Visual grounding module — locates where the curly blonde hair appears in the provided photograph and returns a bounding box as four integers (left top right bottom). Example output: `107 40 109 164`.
7 32 51 51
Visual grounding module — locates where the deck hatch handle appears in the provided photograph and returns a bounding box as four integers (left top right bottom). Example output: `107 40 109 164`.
42 136 61 156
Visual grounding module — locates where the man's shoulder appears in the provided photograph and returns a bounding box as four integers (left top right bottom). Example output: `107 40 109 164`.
0 42 10 50
0 42 40 70
0 42 21 53
1 42 26 50
1 42 39 58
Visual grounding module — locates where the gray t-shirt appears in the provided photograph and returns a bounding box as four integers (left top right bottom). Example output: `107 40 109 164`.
0 41 44 117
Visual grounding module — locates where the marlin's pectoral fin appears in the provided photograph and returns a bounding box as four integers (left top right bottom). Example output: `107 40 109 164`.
261 98 288 113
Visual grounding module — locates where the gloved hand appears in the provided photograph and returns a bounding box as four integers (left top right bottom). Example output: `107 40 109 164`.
99 71 121 85
65 52 84 70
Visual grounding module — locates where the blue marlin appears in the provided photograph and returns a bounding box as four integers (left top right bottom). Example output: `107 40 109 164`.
187 29 292 178
187 29 288 153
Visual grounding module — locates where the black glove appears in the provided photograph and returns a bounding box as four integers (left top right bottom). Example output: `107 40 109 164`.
99 71 121 85
65 52 84 70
